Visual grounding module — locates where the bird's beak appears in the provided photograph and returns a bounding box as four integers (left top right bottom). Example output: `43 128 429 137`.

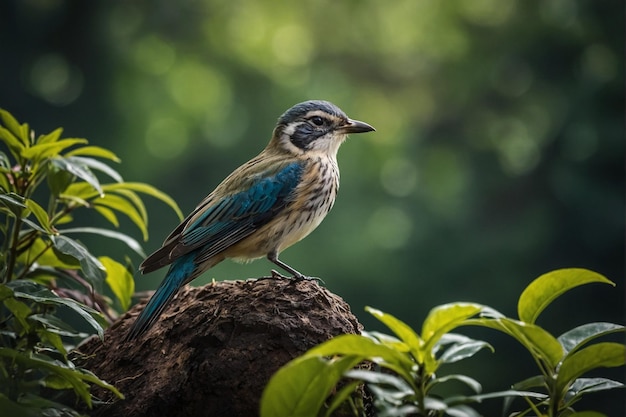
339 119 376 134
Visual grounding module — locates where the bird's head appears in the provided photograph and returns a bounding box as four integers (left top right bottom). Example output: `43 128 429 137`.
270 100 375 157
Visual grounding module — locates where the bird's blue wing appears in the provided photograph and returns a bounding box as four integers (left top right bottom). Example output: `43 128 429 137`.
173 161 303 261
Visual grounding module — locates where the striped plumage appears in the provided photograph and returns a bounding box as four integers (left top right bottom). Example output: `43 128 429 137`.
126 100 374 339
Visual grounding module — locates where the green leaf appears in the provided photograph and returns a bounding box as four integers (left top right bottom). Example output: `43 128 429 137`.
0 150 10 169
422 303 484 345
0 126 25 158
29 314 83 338
0 108 30 144
112 188 148 225
0 284 13 300
21 139 88 161
60 227 145 257
42 296 106 339
93 193 148 240
3 297 32 330
94 205 120 227
363 331 410 353
420 303 485 373
100 256 135 311
51 235 106 282
21 218 48 234
17 237 79 270
323 380 361 417
103 182 184 220
24 198 53 233
518 268 614 324
41 373 75 390
556 342 625 396
0 348 123 407
565 378 624 411
63 182 100 200
344 368 415 396
65 145 121 162
451 389 547 404
52 156 104 196
558 322 624 354
569 377 624 396
471 317 564 368
36 127 63 144
260 355 361 417
0 192 26 216
430 374 482 394
10 280 105 338
35 327 67 358
366 306 424 361
438 339 493 364
443 404 481 417
0 170 12 193
305 333 416 379
568 412 607 417
66 156 123 182
47 162 75 197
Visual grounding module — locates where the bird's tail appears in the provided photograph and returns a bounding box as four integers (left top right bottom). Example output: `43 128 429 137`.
125 253 202 341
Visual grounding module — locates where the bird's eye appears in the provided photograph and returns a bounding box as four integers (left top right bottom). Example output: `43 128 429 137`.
311 116 324 126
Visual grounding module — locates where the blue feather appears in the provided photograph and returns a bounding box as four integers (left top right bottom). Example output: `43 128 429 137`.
181 162 303 249
126 253 196 340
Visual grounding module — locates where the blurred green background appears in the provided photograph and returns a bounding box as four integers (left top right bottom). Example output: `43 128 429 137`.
2 0 623 414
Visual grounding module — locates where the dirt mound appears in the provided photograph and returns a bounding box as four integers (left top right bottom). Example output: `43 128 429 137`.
76 278 363 417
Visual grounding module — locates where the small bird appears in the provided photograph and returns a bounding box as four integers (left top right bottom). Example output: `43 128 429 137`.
126 100 375 339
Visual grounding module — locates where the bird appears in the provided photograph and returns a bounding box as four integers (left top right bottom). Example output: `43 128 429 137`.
125 100 375 340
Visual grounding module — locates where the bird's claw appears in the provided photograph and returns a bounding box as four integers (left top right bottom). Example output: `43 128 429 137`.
267 269 325 285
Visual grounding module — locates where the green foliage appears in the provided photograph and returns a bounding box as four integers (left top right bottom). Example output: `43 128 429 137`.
470 268 624 416
0 109 182 414
260 269 624 417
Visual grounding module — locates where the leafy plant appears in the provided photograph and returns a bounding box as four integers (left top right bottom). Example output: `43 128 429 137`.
0 109 182 415
260 268 624 417
469 268 625 416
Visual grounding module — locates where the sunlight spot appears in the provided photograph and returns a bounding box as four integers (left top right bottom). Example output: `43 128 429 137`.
380 158 418 197
491 59 534 98
460 0 516 26
107 4 143 39
272 24 313 67
27 54 83 106
540 0 578 27
367 206 413 250
133 35 176 75
145 117 189 159
167 60 232 123
201 105 249 148
490 118 540 176
580 44 617 83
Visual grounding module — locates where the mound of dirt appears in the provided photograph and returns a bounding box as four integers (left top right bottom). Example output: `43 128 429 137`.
75 278 364 417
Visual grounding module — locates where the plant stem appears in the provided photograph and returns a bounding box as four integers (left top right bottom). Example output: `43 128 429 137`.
3 215 22 283
415 366 428 415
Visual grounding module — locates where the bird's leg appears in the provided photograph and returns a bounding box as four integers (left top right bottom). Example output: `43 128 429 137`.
267 251 306 279
267 251 325 282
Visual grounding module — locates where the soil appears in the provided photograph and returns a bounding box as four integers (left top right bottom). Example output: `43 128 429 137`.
75 277 365 417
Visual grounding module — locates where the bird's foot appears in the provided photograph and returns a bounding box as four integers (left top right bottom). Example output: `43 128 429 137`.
256 270 293 281
267 269 325 284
